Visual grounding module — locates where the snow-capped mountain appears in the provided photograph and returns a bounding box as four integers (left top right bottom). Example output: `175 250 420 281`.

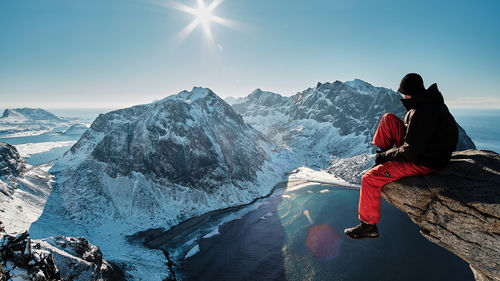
28 87 296 279
229 79 475 168
2 108 62 122
52 88 293 228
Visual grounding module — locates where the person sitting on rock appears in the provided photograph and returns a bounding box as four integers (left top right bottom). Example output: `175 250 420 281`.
344 73 459 239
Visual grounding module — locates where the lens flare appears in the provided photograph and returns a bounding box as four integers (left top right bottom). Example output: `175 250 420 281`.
303 209 313 225
306 224 341 261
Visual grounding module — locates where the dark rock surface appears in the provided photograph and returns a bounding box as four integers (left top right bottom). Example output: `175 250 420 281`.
0 142 27 179
382 150 500 281
0 231 62 280
0 228 119 281
0 263 6 281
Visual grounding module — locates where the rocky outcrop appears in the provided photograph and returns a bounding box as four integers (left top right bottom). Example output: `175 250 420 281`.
0 142 26 179
38 236 119 281
1 231 62 280
0 230 119 281
382 150 500 281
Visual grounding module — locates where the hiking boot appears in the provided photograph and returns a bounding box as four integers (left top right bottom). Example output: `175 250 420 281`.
344 222 379 239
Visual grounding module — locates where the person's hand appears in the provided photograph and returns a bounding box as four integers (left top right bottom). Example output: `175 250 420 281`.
374 151 388 165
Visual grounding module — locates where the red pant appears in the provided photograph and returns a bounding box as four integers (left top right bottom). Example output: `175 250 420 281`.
358 113 436 224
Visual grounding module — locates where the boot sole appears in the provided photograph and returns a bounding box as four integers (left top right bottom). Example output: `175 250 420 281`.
344 233 379 240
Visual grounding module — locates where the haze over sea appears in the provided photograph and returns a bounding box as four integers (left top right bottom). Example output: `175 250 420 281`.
451 109 500 153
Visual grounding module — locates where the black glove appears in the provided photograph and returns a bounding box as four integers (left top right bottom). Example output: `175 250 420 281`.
374 151 388 165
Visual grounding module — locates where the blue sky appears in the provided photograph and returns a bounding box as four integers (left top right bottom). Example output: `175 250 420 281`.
1 0 499 108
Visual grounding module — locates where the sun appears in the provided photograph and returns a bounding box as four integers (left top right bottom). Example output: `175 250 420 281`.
194 1 212 26
167 0 237 46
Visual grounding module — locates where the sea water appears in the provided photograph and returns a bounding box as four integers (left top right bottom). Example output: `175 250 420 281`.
0 108 111 165
451 108 500 153
0 126 82 165
174 185 473 281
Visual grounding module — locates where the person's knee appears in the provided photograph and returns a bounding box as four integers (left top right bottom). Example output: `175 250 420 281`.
361 172 375 186
382 113 398 123
362 167 387 188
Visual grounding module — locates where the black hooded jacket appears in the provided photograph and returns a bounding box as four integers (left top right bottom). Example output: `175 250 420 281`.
382 83 458 169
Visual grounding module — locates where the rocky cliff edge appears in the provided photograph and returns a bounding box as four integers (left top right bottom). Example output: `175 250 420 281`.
382 150 500 281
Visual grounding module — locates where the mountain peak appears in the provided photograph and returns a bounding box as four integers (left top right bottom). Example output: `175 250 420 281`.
249 88 266 97
346 78 372 86
189 87 216 102
251 88 263 94
160 87 218 104
344 79 381 95
248 88 282 99
2 109 10 118
191 86 214 95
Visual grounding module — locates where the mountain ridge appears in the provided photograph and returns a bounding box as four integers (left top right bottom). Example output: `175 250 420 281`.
229 79 475 168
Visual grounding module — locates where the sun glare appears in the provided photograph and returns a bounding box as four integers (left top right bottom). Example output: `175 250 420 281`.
167 0 238 46
195 0 211 26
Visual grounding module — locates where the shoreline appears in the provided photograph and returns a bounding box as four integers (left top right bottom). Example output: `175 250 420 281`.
144 179 290 249
144 178 358 250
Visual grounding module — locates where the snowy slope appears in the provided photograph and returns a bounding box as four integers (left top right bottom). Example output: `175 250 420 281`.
231 79 475 168
62 124 89 135
224 96 247 105
327 153 375 185
28 87 298 280
0 142 53 233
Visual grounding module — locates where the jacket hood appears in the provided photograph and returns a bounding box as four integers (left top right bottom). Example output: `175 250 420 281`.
401 83 444 110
